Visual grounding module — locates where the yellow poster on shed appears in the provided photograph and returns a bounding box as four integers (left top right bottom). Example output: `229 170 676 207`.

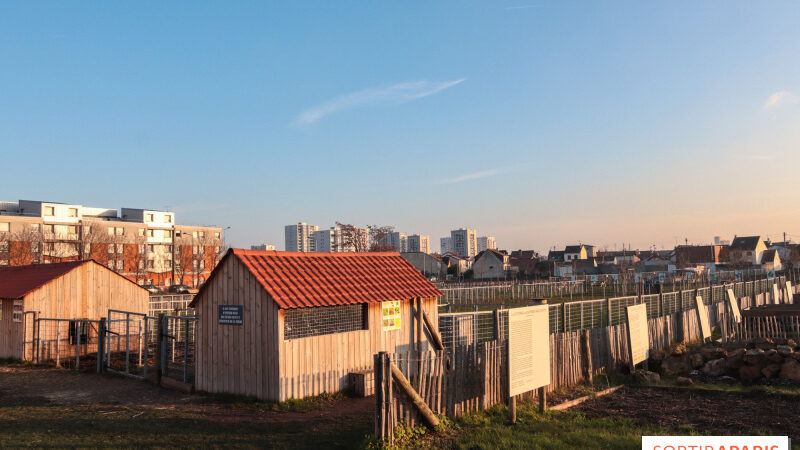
381 300 401 331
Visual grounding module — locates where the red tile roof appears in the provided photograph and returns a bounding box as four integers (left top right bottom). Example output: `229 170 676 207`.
196 249 442 309
0 260 91 299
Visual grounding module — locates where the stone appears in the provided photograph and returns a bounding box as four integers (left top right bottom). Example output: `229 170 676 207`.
787 339 797 349
744 348 766 366
777 345 793 357
739 364 762 382
725 348 745 370
762 363 781 379
676 376 693 386
727 348 746 359
649 349 665 362
702 358 728 377
779 359 800 382
765 349 783 364
700 346 726 361
689 353 705 369
632 370 661 385
671 343 687 356
756 339 776 351
661 355 691 376
689 370 702 378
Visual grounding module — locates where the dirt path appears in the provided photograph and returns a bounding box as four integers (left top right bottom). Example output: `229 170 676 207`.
577 386 800 439
0 364 374 424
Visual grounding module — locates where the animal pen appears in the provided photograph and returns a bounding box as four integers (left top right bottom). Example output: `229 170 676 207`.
374 275 795 441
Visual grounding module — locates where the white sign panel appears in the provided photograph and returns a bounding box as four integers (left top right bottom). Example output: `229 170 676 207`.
726 288 742 323
508 305 550 397
626 303 649 366
694 296 711 341
642 436 789 450
773 283 781 305
786 281 794 304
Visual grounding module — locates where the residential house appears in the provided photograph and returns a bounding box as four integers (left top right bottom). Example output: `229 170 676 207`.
472 249 511 280
729 236 767 266
563 245 587 262
760 249 782 271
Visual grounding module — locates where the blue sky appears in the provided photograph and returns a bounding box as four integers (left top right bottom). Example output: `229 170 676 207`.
2 1 799 252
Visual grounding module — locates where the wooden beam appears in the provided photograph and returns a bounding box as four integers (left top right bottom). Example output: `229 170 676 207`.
421 310 444 351
390 362 440 428
549 386 621 411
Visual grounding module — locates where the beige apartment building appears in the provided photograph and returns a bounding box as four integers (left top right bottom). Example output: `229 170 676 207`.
0 200 222 288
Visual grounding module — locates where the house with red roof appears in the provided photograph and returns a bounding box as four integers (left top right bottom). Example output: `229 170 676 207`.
189 248 443 401
0 260 148 360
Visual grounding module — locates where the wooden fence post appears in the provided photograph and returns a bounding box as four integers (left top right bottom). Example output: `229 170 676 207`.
581 329 593 384
155 313 165 385
96 318 106 374
374 352 386 441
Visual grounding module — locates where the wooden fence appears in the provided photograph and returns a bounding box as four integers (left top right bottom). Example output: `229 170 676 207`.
375 283 789 441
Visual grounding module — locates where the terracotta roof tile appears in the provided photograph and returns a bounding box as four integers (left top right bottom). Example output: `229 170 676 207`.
200 249 442 309
0 260 91 299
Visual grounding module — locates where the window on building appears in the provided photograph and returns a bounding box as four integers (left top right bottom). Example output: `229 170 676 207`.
108 227 115 236
0 222 9 232
164 215 172 223
214 232 220 239
44 206 54 216
138 244 145 253
30 223 40 232
148 230 154 237
200 260 205 269
116 228 124 236
138 228 145 236
67 225 77 235
147 260 154 269
148 244 155 253
68 208 78 217
199 231 205 238
283 304 368 340
12 300 23 323
192 231 198 239
44 224 54 233
192 246 198 255
146 213 154 222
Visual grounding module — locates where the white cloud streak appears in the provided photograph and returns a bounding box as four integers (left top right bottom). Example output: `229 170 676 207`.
438 169 501 184
763 90 798 110
293 78 466 125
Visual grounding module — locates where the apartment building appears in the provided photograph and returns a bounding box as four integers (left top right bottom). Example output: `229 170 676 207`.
378 231 408 252
0 200 222 288
312 226 368 252
251 244 276 251
477 236 497 252
451 228 478 258
440 237 453 254
284 222 318 252
407 234 431 253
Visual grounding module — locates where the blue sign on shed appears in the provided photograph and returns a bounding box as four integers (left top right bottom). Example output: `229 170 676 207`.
218 305 243 325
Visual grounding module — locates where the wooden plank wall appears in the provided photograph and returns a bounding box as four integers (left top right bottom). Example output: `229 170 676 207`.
278 295 438 401
194 255 281 401
5 262 148 360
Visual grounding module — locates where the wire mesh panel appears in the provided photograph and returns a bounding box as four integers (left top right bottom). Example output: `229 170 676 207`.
696 287 711 305
661 292 680 314
148 294 195 316
438 312 499 348
563 299 606 331
35 319 102 371
284 304 367 340
549 304 562 334
640 294 660 319
681 290 695 311
162 315 198 384
609 296 639 325
711 286 725 304
106 310 150 378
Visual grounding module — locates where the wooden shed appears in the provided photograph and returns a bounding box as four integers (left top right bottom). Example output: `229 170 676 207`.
0 260 149 360
190 249 443 401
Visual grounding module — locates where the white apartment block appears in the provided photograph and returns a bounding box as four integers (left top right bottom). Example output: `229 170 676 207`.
313 227 344 252
284 222 318 252
251 244 276 251
407 234 431 253
0 200 221 287
477 236 497 252
451 228 477 258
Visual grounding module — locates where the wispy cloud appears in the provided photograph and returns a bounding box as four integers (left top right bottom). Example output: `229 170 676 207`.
763 90 798 110
438 169 501 184
293 78 466 125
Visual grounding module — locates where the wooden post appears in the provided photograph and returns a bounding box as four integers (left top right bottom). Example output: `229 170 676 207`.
493 309 501 343
390 362 439 428
509 395 517 423
581 329 593 383
374 352 386 441
97 318 106 374
416 298 423 380
538 386 547 413
422 310 445 351
155 313 165 385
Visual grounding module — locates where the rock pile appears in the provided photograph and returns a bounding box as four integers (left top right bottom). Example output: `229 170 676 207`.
648 338 800 385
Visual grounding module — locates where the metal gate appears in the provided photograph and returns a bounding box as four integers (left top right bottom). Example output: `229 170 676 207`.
106 309 157 379
160 314 198 385
33 318 104 372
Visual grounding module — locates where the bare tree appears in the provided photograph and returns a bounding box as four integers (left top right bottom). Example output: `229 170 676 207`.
190 233 219 287
336 222 370 252
9 226 44 265
368 225 396 252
